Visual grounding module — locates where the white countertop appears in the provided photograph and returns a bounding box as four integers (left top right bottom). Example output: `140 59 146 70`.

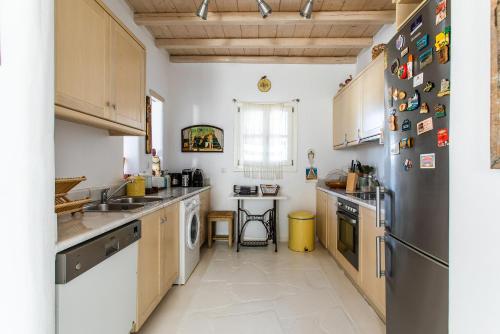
56 186 211 253
316 182 380 211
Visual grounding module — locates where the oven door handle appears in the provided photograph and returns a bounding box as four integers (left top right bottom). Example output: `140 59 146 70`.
336 211 357 225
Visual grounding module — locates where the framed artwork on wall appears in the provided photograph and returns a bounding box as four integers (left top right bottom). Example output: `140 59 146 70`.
145 96 152 154
181 125 224 153
491 0 500 169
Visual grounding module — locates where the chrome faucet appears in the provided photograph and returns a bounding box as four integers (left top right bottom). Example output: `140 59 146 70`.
101 179 134 203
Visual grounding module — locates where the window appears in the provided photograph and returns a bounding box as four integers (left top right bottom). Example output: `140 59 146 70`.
234 102 297 177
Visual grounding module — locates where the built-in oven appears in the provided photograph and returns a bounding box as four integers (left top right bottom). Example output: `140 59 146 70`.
337 198 359 270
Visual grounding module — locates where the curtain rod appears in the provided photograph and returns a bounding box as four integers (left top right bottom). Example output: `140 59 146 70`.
233 98 300 103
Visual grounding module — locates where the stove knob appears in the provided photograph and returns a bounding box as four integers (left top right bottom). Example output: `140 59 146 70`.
75 263 82 271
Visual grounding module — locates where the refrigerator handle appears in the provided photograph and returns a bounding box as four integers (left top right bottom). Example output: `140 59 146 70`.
376 186 385 228
376 236 386 278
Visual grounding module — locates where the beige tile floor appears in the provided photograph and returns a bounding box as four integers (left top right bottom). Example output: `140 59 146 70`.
139 242 386 334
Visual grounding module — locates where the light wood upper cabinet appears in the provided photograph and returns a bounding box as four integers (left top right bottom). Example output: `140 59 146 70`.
199 190 211 247
109 19 146 130
360 206 386 318
316 190 328 248
55 0 146 135
55 0 109 119
345 79 363 143
160 203 179 297
333 94 346 148
327 194 338 259
333 54 385 150
136 209 162 330
361 55 385 139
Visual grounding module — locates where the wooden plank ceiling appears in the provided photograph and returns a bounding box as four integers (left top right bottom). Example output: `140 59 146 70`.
127 0 396 64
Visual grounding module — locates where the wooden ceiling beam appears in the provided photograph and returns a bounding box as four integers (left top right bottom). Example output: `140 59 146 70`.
169 56 357 64
157 37 372 50
135 11 395 26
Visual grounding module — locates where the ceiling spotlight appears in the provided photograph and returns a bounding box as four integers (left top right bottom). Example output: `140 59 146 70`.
300 0 314 19
196 0 209 20
256 0 272 18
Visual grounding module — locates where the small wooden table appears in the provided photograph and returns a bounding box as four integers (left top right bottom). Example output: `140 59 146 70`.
229 193 287 252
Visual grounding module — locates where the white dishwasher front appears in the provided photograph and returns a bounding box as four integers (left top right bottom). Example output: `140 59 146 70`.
56 220 141 334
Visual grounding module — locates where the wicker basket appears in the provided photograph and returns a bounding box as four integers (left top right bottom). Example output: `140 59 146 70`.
55 176 91 216
260 184 280 196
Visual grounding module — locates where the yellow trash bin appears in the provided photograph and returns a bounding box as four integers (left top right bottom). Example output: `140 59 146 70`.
288 210 315 252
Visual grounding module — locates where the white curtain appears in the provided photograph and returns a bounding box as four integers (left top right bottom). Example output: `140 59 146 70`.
238 102 292 180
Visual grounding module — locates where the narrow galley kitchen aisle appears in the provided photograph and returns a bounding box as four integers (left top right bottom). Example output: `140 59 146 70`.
139 243 385 334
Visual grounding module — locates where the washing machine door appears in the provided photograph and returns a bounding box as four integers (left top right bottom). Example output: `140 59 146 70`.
186 211 200 250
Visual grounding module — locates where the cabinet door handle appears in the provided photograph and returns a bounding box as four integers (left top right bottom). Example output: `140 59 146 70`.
376 235 385 278
106 101 111 107
112 104 117 110
161 217 167 224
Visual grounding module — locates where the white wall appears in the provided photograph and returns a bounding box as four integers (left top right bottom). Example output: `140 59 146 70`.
0 0 55 333
55 0 171 189
165 63 385 240
450 1 500 333
356 23 397 74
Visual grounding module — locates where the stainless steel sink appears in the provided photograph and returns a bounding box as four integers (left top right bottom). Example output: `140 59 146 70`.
108 196 164 204
84 203 145 212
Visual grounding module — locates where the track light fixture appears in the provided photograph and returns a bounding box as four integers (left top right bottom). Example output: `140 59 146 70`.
300 0 314 19
196 0 209 20
256 0 272 18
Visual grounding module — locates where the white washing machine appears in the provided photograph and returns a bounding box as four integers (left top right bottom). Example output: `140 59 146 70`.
176 195 201 285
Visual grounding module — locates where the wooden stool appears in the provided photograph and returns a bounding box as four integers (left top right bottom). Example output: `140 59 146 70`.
207 211 235 248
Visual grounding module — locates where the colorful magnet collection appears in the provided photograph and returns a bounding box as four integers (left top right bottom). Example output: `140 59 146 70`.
387 0 450 171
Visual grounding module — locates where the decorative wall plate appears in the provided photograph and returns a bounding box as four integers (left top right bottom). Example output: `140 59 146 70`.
258 76 271 92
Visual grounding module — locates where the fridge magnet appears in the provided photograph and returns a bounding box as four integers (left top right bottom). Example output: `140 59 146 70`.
398 64 408 79
437 128 449 147
387 87 394 107
388 113 398 131
411 32 422 42
437 78 450 97
413 72 424 88
420 153 436 169
419 48 433 69
435 104 447 118
181 125 224 152
391 143 401 155
406 91 420 111
398 90 407 100
396 34 406 50
416 34 429 51
407 55 414 79
392 88 399 101
420 102 430 114
400 137 414 149
399 103 408 112
401 47 409 58
402 119 412 131
404 159 414 171
411 15 423 35
391 59 400 75
423 81 435 92
435 0 447 25
417 117 434 135
435 27 451 64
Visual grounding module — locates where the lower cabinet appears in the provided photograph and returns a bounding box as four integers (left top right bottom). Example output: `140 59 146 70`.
315 189 328 247
327 195 338 258
360 206 386 318
136 209 162 330
199 189 211 247
160 203 179 297
318 188 386 321
135 203 179 332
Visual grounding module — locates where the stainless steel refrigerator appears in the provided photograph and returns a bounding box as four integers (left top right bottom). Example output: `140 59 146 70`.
382 0 450 333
